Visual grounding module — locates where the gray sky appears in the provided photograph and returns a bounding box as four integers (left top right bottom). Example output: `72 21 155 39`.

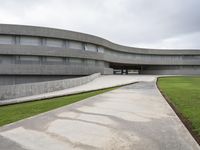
0 0 200 49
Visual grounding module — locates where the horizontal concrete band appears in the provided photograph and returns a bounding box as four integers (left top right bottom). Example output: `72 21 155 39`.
0 44 200 66
0 44 105 61
141 69 200 75
141 66 200 75
0 24 200 55
0 73 101 100
0 64 107 75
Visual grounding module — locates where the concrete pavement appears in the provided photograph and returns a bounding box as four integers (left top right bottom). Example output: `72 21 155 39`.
0 75 155 105
0 75 199 150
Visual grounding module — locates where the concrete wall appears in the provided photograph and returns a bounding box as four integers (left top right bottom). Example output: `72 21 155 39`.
0 73 100 100
0 24 199 100
140 66 200 75
0 24 200 80
1 24 199 55
0 75 82 85
141 69 200 75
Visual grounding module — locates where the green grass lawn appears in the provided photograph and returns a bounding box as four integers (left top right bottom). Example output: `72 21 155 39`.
0 87 116 127
158 76 200 135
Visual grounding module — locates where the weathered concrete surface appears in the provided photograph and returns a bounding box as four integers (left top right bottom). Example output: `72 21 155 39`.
0 75 153 105
0 76 199 150
1 24 200 79
0 73 100 101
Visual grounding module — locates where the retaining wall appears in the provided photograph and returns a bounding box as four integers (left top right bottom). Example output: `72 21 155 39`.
0 73 100 100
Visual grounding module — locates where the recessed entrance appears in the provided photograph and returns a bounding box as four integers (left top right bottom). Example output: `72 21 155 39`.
110 63 142 75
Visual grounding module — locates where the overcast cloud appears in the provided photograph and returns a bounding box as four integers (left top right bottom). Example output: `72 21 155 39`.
0 0 200 49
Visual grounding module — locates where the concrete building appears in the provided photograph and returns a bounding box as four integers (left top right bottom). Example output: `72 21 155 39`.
0 24 200 86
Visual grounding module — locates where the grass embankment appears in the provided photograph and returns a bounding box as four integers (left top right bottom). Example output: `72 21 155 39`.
158 76 200 143
0 87 116 127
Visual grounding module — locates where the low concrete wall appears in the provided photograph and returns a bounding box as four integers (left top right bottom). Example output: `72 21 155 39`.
0 73 100 100
140 67 200 75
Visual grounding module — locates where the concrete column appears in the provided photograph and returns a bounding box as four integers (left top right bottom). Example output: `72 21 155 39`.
126 69 128 74
121 69 123 75
82 43 86 51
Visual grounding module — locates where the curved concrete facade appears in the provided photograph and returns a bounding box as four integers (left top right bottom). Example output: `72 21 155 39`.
0 24 200 85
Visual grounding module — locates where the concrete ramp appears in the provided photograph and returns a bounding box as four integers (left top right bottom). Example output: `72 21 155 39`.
0 75 199 150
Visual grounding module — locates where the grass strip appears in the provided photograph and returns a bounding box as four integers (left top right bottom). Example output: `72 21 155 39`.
0 87 117 127
157 76 200 144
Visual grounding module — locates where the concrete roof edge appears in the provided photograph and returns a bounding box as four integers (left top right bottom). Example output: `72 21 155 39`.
0 24 200 55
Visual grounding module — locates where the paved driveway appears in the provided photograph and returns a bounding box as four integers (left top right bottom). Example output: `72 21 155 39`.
0 76 199 150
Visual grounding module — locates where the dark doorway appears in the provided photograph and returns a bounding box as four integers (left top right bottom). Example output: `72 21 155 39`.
110 63 142 75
